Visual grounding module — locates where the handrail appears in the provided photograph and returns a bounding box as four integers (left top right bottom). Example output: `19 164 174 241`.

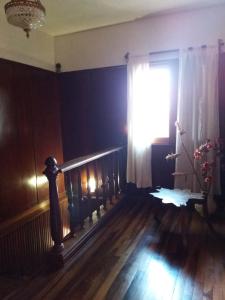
60 146 122 173
44 145 126 267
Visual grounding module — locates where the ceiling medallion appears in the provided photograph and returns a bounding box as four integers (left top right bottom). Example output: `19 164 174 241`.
5 0 46 38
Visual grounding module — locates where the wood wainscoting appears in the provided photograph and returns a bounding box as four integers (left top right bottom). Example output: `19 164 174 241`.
0 58 64 222
0 195 69 275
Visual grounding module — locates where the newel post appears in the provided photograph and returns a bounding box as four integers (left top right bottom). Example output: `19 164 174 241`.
44 157 64 255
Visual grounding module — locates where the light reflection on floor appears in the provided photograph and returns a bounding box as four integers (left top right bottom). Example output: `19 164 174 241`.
133 248 200 300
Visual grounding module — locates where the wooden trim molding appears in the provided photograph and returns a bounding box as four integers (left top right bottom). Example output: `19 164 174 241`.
0 192 66 237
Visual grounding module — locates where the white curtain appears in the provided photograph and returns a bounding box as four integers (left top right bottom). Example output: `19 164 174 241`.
175 47 221 202
127 56 153 188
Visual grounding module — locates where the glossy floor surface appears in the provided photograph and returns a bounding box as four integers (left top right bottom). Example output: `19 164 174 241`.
1 194 225 300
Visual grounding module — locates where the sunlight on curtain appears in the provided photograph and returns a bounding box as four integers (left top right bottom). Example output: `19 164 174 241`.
131 61 152 150
127 56 172 188
175 46 220 211
127 56 152 188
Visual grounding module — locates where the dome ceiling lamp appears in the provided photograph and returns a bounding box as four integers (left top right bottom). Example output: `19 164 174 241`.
4 0 46 38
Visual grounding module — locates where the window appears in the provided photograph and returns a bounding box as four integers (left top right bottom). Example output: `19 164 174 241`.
131 59 178 149
148 65 171 141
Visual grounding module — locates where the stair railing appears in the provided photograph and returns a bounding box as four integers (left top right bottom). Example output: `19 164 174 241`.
44 146 126 263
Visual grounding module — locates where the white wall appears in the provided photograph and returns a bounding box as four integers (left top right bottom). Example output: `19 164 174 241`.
0 19 55 71
55 4 225 72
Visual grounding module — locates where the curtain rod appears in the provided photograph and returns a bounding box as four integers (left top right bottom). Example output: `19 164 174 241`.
149 48 178 56
124 44 216 62
188 44 207 51
124 48 178 62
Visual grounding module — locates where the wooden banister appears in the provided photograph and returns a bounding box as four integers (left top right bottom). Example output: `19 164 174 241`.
60 147 122 172
44 157 64 255
44 146 126 268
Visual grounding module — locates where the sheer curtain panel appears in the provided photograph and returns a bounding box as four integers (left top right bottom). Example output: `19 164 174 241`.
175 47 220 210
127 56 153 188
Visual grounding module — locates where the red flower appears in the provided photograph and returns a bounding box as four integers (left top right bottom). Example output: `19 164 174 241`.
201 162 210 172
204 176 212 183
194 149 202 160
198 140 214 153
206 142 213 150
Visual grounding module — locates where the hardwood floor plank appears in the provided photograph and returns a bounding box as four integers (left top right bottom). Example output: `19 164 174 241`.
92 201 156 300
32 201 149 300
60 200 153 300
1 196 225 300
189 212 206 300
104 202 161 300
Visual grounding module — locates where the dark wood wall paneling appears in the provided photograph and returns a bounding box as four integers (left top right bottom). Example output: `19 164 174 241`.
0 59 64 222
59 66 127 160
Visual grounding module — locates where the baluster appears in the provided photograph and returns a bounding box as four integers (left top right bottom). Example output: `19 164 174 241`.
101 157 107 209
68 168 83 230
108 155 114 204
66 172 76 236
118 149 123 193
86 164 93 222
77 168 84 228
114 151 119 198
94 161 101 217
44 157 64 255
105 157 111 204
119 148 126 192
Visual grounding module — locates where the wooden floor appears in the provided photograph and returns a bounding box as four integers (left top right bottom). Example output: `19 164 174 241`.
1 194 225 300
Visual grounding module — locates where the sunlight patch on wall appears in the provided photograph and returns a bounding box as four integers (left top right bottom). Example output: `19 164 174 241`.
27 175 48 188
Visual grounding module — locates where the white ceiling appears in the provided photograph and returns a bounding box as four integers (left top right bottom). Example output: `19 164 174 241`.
2 0 225 36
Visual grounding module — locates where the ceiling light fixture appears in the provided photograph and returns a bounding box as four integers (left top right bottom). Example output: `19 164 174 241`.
5 0 46 38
